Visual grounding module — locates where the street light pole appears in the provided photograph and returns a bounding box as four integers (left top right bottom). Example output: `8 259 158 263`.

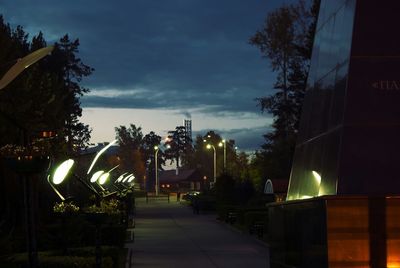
219 140 226 172
154 146 159 196
206 144 216 183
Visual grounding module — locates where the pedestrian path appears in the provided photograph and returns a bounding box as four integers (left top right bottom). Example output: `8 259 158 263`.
125 198 270 268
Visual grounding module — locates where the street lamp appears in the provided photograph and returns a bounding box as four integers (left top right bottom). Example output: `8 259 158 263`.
87 140 117 175
89 165 119 196
0 46 54 90
48 159 75 201
206 144 216 183
154 144 170 196
154 145 160 196
218 139 226 172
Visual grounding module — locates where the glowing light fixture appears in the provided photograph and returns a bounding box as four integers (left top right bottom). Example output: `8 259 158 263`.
95 165 119 185
99 172 110 185
123 174 134 183
90 170 104 183
0 46 54 90
87 140 117 174
127 175 135 183
116 172 127 183
53 159 74 185
312 170 322 184
47 159 75 201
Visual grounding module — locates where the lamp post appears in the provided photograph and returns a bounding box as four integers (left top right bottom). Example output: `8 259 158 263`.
154 143 170 196
218 139 226 172
206 144 216 183
0 46 54 90
154 146 159 196
48 159 75 201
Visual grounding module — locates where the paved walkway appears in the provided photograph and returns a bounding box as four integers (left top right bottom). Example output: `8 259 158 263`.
125 198 270 268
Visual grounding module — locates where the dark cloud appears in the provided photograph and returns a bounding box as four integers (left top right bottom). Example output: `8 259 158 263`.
0 0 277 115
0 0 288 151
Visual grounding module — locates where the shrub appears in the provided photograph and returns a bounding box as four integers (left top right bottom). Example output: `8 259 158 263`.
1 246 124 268
2 252 113 268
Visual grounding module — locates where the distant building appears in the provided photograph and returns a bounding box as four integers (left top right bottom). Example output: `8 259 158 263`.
158 169 205 193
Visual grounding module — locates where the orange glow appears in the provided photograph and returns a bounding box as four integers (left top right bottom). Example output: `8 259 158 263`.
326 199 370 267
386 198 400 267
325 197 400 267
41 131 55 138
387 262 400 268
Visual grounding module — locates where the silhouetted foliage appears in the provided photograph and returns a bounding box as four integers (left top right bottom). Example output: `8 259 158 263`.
0 17 93 155
165 125 193 169
250 0 320 181
115 124 145 180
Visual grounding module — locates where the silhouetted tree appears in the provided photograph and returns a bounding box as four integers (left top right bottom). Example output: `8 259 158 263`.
142 131 162 167
250 0 320 180
142 131 163 184
0 16 93 251
115 124 145 180
165 125 192 170
0 20 93 155
50 34 93 154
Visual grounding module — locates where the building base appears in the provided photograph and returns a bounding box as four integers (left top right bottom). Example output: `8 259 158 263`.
266 195 400 268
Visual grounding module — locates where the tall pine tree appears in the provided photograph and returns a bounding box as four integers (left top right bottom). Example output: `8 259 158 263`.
250 0 320 180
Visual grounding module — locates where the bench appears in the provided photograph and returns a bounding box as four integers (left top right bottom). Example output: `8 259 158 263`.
249 220 264 238
226 211 238 224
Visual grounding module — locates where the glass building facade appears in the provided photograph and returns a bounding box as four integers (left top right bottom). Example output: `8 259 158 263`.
287 0 400 200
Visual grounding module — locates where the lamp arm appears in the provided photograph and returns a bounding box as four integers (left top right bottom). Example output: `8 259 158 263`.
47 175 65 201
73 174 101 198
111 182 123 192
96 182 106 192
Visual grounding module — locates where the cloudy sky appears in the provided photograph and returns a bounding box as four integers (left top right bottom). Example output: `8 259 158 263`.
0 0 294 152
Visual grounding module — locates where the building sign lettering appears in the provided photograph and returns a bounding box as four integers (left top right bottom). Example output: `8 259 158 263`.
371 80 400 90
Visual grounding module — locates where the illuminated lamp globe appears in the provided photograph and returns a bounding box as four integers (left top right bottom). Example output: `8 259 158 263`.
99 172 110 185
90 170 104 183
53 159 74 185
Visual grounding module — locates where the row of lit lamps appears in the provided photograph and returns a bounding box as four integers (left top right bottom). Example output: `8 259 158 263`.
203 137 233 183
47 140 135 202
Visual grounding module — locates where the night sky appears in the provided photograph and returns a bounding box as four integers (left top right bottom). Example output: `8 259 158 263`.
0 0 296 152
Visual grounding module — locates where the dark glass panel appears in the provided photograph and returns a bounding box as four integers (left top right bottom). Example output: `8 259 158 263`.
319 129 341 196
328 63 348 128
316 0 328 32
316 16 335 80
339 0 356 59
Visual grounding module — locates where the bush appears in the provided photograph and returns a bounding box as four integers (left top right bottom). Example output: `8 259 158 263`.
235 207 268 226
2 252 112 268
1 246 125 268
244 211 268 232
216 205 240 222
102 225 126 247
196 195 216 212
